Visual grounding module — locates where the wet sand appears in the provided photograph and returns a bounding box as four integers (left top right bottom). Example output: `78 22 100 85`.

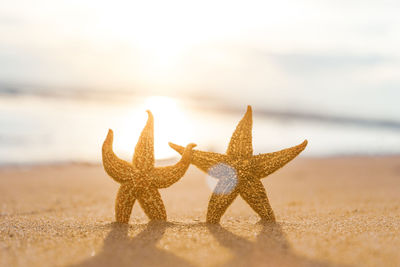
1 157 399 267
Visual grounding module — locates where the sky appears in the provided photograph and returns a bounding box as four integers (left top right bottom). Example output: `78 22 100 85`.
1 0 400 120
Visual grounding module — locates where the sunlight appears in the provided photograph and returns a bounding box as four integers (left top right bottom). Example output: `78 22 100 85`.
143 96 181 118
114 96 193 160
144 96 193 159
90 1 273 85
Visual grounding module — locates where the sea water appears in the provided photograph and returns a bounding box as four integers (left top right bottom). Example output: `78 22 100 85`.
0 93 399 165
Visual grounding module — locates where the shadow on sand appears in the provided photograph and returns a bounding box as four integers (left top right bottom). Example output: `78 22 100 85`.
71 221 194 267
72 221 336 267
206 222 336 267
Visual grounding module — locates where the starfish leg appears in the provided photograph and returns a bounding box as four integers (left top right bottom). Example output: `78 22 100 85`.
206 179 240 223
226 105 253 158
239 179 275 222
115 183 136 223
169 142 228 174
102 129 139 183
137 188 167 221
132 110 155 171
251 140 308 179
152 143 196 188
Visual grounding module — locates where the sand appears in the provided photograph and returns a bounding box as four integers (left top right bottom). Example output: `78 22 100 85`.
1 157 399 267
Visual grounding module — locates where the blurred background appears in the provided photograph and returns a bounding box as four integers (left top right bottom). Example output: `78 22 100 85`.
1 0 399 165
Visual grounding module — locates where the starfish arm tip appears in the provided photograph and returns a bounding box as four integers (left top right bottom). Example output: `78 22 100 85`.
300 139 308 150
103 129 114 147
244 105 252 118
106 129 113 138
182 143 197 159
187 143 197 149
145 110 154 121
168 142 185 154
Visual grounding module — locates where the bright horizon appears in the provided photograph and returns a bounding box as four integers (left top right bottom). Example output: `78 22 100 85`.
1 0 400 120
1 0 400 164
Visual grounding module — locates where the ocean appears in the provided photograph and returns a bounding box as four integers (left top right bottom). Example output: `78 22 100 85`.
1 90 399 165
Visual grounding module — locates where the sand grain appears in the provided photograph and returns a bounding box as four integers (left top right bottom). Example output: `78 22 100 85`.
1 157 399 267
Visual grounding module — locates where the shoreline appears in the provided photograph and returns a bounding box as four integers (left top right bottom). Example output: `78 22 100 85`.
1 154 399 168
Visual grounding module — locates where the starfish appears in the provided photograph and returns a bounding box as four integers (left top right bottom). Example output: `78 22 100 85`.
169 105 307 223
102 110 196 223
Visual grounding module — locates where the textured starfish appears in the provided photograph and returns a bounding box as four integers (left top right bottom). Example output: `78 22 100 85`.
102 110 196 223
169 105 307 223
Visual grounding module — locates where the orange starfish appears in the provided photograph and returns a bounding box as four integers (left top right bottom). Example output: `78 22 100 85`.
102 111 196 223
169 106 307 223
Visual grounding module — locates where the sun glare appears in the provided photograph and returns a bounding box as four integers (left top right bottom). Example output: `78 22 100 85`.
114 96 193 160
144 96 193 159
91 1 255 85
143 96 180 117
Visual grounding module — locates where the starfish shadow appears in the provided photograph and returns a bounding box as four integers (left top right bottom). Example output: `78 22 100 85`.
71 221 194 267
207 222 338 267
71 221 339 267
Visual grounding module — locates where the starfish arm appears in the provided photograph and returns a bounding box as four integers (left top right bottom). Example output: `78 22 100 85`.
206 179 240 223
132 110 155 170
239 178 275 222
169 142 229 175
226 105 253 158
102 129 139 183
115 183 136 223
251 140 308 179
137 188 167 220
152 143 197 188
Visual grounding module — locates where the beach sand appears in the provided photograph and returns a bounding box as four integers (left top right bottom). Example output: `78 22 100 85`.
1 157 399 267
